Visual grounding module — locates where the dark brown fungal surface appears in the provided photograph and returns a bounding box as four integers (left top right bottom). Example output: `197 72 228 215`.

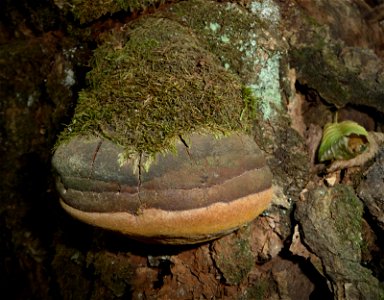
52 133 273 244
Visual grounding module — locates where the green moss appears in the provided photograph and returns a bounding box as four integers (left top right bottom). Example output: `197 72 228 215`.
60 0 164 23
57 16 253 158
331 185 363 255
241 86 260 121
168 1 281 86
212 232 254 285
242 280 271 300
290 12 384 113
290 47 349 105
57 0 286 157
87 251 135 297
166 0 283 120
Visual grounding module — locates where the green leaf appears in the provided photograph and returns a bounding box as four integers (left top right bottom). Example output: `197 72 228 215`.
318 120 369 162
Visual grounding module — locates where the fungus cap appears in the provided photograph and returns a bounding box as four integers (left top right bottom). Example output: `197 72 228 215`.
51 11 274 244
52 133 273 244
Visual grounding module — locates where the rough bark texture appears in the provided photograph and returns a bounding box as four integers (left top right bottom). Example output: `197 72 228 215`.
1 1 384 299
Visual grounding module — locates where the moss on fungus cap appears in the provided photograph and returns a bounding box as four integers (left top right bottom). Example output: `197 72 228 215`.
52 15 273 244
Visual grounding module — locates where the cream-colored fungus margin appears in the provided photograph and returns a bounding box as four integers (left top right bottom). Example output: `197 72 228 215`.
60 188 272 244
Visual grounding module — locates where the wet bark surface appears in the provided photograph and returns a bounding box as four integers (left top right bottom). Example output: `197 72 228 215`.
1 1 384 299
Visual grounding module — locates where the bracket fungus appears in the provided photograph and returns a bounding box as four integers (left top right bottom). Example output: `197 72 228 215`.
51 14 273 244
52 134 273 244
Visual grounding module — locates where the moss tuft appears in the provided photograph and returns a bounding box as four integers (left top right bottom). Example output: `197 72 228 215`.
168 1 273 83
57 16 253 158
212 228 254 285
57 0 164 23
241 86 260 121
167 0 283 120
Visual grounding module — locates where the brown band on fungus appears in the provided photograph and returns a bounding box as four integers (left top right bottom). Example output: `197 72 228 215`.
54 133 272 213
57 165 272 213
60 187 273 244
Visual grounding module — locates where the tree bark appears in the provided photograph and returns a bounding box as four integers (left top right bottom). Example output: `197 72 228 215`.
1 1 383 299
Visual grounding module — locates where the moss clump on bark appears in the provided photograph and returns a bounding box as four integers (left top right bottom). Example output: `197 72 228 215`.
289 12 384 113
167 1 283 119
167 1 278 80
296 185 384 298
56 16 254 159
212 229 254 285
54 0 164 23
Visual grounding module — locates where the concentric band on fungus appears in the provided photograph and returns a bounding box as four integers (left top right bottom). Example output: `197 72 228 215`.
56 166 272 213
53 133 273 244
60 188 272 244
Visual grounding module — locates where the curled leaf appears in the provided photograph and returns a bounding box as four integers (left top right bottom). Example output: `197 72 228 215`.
318 120 369 162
